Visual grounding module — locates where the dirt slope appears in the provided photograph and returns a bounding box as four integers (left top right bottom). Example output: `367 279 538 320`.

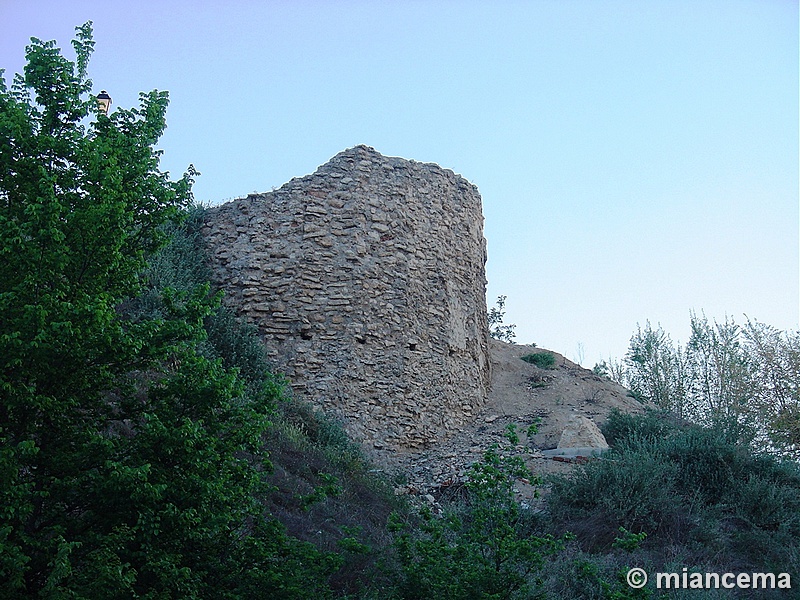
385 339 643 496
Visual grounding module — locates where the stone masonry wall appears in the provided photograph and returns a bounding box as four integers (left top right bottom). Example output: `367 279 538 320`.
201 145 490 450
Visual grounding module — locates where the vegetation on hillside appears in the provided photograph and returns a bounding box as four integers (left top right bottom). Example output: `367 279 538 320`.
488 294 517 343
596 317 800 459
2 24 796 599
521 351 556 369
542 409 800 599
390 424 566 599
0 23 343 597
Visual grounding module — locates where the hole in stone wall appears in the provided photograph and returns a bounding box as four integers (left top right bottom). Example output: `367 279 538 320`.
408 343 417 351
355 335 366 344
300 330 313 340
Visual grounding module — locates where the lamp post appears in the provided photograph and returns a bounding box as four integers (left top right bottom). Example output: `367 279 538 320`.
96 90 112 115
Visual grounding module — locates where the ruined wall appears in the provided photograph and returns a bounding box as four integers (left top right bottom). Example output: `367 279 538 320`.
201 145 490 450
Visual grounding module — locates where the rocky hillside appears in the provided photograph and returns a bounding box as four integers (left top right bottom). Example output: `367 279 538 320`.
387 339 643 498
199 145 646 501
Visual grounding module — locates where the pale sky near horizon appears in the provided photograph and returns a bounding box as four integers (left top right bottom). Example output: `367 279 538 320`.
2 0 798 369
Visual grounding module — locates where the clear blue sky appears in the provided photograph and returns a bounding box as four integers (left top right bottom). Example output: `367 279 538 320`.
2 0 798 368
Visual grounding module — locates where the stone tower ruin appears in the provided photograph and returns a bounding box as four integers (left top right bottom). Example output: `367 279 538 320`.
201 145 490 450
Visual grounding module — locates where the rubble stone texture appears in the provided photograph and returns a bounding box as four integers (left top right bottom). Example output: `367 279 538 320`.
201 145 491 450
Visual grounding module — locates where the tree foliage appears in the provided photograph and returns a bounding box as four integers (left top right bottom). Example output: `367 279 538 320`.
621 322 688 417
389 425 563 599
610 314 800 457
488 295 516 343
0 23 339 597
549 410 800 576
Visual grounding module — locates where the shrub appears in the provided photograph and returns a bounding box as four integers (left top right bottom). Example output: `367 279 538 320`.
522 352 556 369
549 412 800 574
539 549 656 600
601 408 684 447
389 431 564 599
489 294 517 342
548 444 683 545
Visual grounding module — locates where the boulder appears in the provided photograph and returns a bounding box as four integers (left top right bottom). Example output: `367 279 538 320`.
557 415 609 450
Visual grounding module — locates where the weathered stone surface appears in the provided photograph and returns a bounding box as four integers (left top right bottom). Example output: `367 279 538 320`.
201 145 490 451
557 415 609 450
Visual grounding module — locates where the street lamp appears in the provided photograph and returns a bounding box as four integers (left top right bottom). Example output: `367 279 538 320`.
96 90 112 115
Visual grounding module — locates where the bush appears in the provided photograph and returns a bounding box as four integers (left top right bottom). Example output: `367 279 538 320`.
389 432 564 599
539 548 656 600
548 412 800 575
601 408 684 447
488 294 517 342
548 444 684 545
521 352 556 369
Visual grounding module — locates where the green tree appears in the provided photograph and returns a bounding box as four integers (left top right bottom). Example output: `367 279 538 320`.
549 410 800 575
614 315 799 456
742 317 800 456
0 23 338 597
390 425 562 599
623 322 689 418
686 312 754 427
488 295 516 343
